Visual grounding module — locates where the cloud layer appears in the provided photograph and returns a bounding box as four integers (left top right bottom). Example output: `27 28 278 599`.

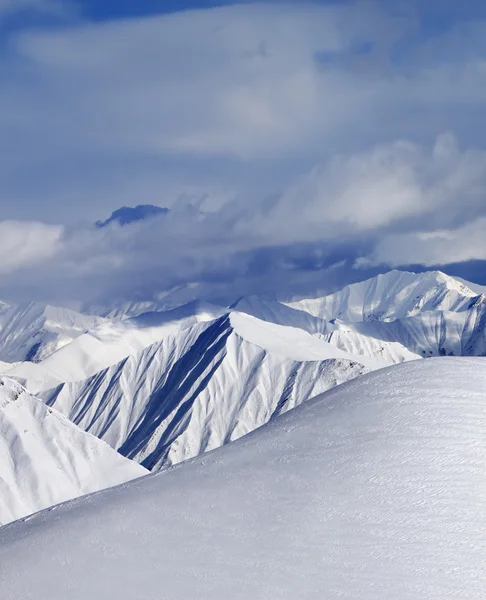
1 133 486 306
1 1 486 305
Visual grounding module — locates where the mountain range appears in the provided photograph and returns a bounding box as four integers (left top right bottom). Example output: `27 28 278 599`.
0 269 484 478
0 267 485 597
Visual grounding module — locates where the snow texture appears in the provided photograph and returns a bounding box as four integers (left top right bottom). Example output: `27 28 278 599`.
6 300 226 394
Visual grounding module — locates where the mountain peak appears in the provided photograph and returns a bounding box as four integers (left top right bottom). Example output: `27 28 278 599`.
96 205 168 228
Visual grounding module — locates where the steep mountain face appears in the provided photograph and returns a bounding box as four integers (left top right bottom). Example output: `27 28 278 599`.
286 270 482 322
42 313 375 470
0 376 147 525
96 204 168 228
0 302 108 363
2 357 486 600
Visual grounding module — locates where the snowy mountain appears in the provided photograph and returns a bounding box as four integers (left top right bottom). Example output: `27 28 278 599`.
0 302 108 363
41 312 376 470
330 304 486 358
238 271 486 360
2 357 485 599
85 282 215 319
0 376 146 525
286 269 482 322
1 269 484 488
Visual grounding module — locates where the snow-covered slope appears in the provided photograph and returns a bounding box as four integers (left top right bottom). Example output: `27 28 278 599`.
287 269 481 322
234 294 421 363
0 376 146 525
232 295 331 334
42 312 376 470
2 357 486 599
7 301 226 394
0 302 108 362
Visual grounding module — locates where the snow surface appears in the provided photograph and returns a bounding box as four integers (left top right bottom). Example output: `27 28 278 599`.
0 376 147 525
41 312 375 470
2 357 486 599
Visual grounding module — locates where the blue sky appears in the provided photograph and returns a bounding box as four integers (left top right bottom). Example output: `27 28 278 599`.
1 0 486 305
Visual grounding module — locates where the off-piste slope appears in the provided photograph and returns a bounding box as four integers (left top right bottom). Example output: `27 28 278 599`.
0 302 108 363
2 357 486 599
0 377 147 525
42 312 376 470
287 269 482 322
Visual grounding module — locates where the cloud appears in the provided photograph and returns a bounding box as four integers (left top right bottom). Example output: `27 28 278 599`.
235 133 486 244
367 219 486 268
2 1 486 224
1 2 486 303
1 133 486 305
0 220 62 275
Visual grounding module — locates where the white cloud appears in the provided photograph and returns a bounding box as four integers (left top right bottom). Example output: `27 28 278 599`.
0 220 62 275
6 2 375 160
242 133 486 244
367 219 486 267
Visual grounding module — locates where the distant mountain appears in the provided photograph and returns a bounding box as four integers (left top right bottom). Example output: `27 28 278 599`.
0 376 146 525
3 357 486 599
96 204 168 228
0 302 109 363
286 269 480 322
